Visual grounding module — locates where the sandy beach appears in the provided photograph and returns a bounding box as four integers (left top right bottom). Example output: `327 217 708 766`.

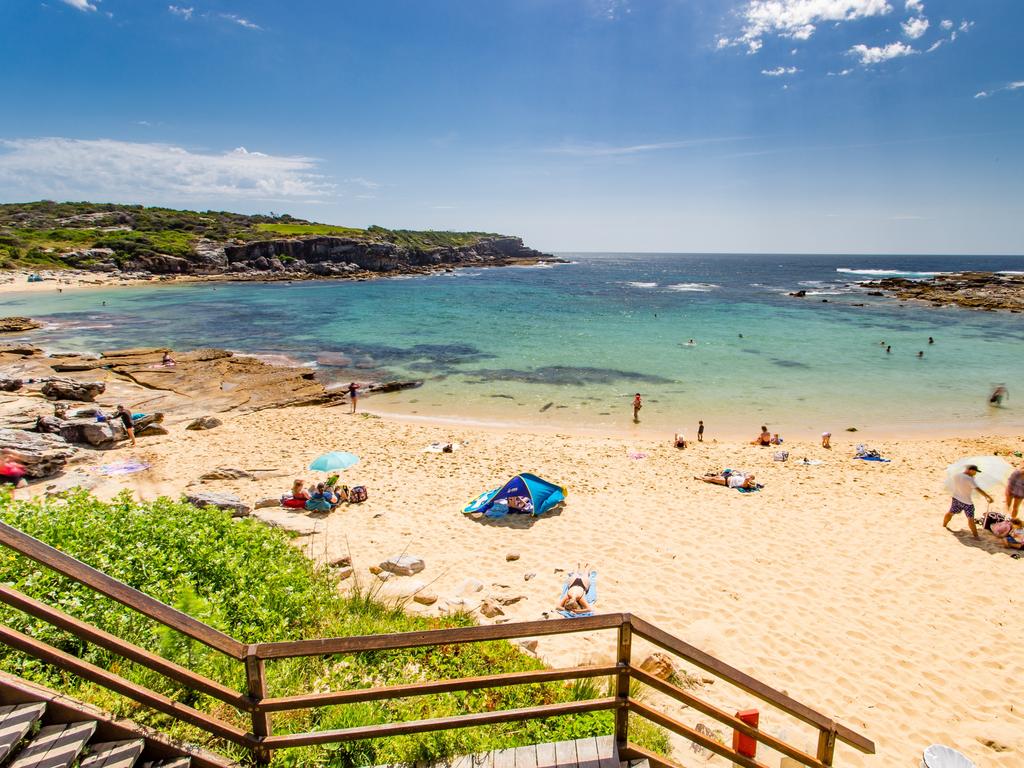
10 391 1023 767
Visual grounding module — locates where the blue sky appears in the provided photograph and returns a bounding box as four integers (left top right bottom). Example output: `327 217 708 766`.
0 0 1021 254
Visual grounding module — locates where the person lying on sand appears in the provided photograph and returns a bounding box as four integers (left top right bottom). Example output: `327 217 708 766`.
557 566 593 615
695 470 758 490
751 426 771 446
1003 519 1024 550
673 431 687 449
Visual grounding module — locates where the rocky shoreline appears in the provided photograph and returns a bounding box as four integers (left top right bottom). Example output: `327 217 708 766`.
861 271 1024 312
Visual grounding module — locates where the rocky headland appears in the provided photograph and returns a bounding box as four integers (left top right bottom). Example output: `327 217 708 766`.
861 271 1024 312
0 201 560 285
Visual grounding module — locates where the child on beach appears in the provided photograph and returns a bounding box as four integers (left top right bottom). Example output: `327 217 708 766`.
697 420 704 442
821 431 831 449
632 393 642 422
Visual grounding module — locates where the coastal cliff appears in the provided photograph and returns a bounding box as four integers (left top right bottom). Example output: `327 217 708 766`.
0 201 556 280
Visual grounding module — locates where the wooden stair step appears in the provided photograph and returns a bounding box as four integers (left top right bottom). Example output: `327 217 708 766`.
80 740 145 768
8 721 97 768
139 758 191 768
0 702 47 763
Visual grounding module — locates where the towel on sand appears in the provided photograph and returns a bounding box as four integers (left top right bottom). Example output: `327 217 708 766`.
558 571 598 618
854 455 891 463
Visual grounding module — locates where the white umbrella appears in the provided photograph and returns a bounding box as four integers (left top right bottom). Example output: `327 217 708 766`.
943 455 1013 496
922 744 976 768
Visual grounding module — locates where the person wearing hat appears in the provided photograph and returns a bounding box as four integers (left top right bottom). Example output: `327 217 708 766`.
944 464 993 539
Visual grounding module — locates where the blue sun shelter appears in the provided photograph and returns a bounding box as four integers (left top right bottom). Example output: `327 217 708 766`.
463 473 566 518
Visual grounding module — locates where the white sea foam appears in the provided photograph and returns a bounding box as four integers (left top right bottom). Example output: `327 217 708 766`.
836 268 949 277
624 281 658 288
999 271 1024 275
665 282 719 292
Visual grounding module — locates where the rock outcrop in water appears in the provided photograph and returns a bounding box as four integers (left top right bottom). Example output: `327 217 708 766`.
861 272 1024 312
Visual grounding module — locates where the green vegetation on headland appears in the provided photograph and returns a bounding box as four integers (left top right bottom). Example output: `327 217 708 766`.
0 201 511 270
0 491 667 766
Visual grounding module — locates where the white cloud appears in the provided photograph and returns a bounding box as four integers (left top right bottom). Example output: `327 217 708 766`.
62 0 97 11
591 0 631 20
545 137 746 157
0 138 333 203
904 0 923 12
974 81 1024 99
762 66 800 76
901 16 928 39
849 40 916 64
168 5 194 20
939 18 952 29
723 0 894 52
828 68 855 76
219 13 261 30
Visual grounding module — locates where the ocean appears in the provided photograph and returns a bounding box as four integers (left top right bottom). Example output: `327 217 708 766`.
8 252 1024 438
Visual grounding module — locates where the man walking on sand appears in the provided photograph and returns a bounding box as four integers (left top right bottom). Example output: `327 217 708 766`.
944 464 993 539
632 393 642 422
1007 461 1024 518
348 382 359 414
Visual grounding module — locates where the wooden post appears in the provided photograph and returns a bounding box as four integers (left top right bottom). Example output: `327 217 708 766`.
816 726 837 766
614 618 632 753
245 647 272 765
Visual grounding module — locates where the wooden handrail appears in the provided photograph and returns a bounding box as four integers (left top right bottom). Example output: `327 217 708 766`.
0 522 246 659
259 664 619 712
0 623 251 746
630 667 827 768
0 584 250 711
0 521 875 765
630 699 770 768
253 613 625 659
629 615 875 755
260 698 621 749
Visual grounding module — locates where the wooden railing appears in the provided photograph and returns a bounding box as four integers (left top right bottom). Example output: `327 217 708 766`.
0 522 875 767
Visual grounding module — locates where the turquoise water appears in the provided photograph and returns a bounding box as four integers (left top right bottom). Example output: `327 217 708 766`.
6 253 1024 437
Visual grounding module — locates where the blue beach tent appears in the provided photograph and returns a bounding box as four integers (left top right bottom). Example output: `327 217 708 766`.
463 473 566 517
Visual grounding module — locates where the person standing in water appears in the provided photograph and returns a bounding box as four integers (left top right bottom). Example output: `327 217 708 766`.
990 384 1008 407
632 393 642 422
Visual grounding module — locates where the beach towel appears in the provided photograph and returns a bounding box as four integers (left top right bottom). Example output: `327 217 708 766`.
736 484 764 493
97 459 150 476
557 571 598 618
423 442 461 453
854 456 891 463
800 459 823 466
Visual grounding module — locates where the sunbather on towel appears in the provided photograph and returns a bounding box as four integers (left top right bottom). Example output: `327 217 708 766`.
558 566 593 615
695 470 758 490
1004 519 1024 550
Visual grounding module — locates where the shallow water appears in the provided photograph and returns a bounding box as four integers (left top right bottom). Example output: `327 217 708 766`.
7 253 1024 437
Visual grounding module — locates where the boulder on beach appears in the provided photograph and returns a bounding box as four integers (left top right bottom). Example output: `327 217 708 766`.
380 555 425 576
0 377 24 392
185 491 251 517
40 378 106 402
0 428 79 479
186 416 223 431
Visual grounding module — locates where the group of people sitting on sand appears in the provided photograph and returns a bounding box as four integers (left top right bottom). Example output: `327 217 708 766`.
750 426 783 446
282 478 365 512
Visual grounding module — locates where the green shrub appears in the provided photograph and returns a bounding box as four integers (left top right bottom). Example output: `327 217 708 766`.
0 492 669 765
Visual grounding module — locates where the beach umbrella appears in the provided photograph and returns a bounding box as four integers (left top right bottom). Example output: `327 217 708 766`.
308 451 359 472
943 455 1012 495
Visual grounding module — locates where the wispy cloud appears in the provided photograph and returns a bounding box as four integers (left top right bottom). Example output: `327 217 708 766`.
168 5 194 20
849 40 916 64
905 0 923 12
344 177 382 190
544 137 747 157
761 66 799 76
0 138 332 203
718 0 894 53
974 81 1024 100
219 12 261 30
62 0 97 11
927 18 973 52
589 0 631 21
901 15 928 39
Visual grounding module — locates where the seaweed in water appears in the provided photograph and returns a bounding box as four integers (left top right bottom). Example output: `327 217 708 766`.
770 358 811 369
464 365 677 386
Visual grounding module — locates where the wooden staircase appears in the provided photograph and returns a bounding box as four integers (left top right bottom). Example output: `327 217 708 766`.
0 673 231 768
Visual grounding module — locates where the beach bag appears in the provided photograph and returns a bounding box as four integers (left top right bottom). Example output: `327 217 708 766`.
349 485 368 503
773 451 789 462
983 510 1006 531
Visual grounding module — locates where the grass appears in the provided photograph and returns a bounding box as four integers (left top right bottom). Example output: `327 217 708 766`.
0 491 668 766
255 223 370 238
